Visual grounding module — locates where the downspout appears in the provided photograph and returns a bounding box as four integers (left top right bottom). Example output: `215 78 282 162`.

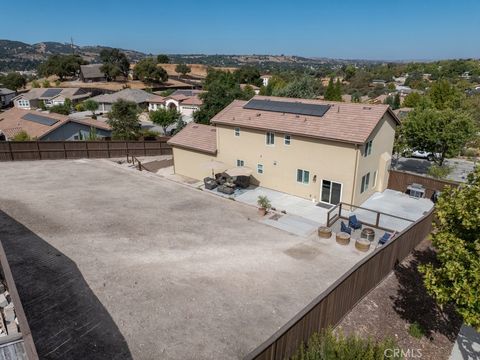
351 144 360 206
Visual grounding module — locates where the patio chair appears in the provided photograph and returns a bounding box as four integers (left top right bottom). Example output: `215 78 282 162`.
378 231 396 246
217 184 235 195
348 215 362 230
203 177 217 190
234 175 250 189
215 172 232 186
340 221 352 235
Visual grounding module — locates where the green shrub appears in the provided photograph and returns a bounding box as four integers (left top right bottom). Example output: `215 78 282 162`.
427 164 451 179
292 328 401 360
408 322 425 339
75 103 86 112
257 195 271 210
42 79 50 88
12 130 31 141
31 80 40 88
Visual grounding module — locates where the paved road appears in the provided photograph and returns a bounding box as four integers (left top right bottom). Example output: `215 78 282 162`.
392 157 477 182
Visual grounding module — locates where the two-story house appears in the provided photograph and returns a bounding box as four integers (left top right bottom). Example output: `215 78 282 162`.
168 96 400 206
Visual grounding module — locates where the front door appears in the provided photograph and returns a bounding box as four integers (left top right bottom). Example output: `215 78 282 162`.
321 180 342 205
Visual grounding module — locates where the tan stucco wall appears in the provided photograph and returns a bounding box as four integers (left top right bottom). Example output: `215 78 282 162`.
172 147 217 181
353 113 397 205
215 125 358 204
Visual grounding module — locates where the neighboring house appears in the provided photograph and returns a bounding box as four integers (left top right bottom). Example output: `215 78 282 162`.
90 89 153 112
80 64 106 82
13 88 92 110
260 75 272 87
395 85 413 95
0 107 111 140
148 90 204 118
168 96 400 207
0 88 15 108
371 79 386 87
240 84 261 95
393 107 413 120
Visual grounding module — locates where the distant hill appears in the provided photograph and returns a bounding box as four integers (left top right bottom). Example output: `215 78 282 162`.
0 39 384 73
0 39 147 72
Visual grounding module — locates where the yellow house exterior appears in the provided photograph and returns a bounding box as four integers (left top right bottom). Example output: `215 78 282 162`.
168 96 399 207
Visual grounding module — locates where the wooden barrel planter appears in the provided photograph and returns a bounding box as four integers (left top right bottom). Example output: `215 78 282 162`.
355 238 371 252
336 232 350 245
318 226 332 239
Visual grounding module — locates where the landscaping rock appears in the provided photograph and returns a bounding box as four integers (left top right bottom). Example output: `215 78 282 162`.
0 294 8 308
3 303 15 322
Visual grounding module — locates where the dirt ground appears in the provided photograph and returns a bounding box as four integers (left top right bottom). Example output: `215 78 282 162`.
336 239 462 360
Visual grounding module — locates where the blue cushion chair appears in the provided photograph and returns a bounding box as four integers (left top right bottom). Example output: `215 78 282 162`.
340 221 352 235
379 232 392 245
349 215 362 230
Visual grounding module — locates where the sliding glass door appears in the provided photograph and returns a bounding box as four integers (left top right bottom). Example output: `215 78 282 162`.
321 180 342 205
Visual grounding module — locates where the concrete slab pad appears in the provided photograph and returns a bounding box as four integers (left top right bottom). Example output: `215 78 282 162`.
0 159 371 360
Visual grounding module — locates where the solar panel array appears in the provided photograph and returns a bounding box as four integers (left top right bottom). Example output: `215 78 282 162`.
243 99 331 117
41 88 63 98
22 113 60 126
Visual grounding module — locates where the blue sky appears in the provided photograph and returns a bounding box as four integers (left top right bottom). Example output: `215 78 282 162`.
1 0 479 60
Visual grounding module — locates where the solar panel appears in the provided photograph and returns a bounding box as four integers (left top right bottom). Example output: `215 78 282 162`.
22 113 60 126
41 88 63 98
243 99 331 117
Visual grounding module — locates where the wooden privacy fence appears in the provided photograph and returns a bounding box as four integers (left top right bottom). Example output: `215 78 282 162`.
0 140 172 161
244 209 434 360
388 169 460 199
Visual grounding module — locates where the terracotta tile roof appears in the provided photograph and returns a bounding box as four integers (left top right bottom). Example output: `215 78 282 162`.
0 107 111 140
210 95 399 144
0 107 69 139
181 96 203 106
167 122 217 154
147 94 166 103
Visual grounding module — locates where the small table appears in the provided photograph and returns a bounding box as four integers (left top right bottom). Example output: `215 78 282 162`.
361 227 375 242
336 232 351 245
318 226 332 239
355 238 371 252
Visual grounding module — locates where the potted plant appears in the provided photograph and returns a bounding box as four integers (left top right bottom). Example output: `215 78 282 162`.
257 195 271 216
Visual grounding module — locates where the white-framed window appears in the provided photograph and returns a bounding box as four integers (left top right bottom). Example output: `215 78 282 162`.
236 159 244 167
372 170 377 188
266 131 275 145
18 99 29 108
364 140 373 157
234 127 240 137
284 134 291 145
361 172 370 193
257 164 264 174
296 169 310 184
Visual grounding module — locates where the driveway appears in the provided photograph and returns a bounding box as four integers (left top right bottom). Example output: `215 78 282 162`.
0 159 371 360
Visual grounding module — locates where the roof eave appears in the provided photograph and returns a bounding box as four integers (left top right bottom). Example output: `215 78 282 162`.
168 143 217 155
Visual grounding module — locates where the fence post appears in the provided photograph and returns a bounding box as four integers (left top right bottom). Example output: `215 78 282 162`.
376 212 380 227
107 141 110 158
143 141 146 156
63 141 67 159
36 141 41 160
85 141 89 158
8 141 14 161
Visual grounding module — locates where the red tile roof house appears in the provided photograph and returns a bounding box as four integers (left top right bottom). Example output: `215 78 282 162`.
0 108 111 141
168 95 400 207
148 90 205 118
